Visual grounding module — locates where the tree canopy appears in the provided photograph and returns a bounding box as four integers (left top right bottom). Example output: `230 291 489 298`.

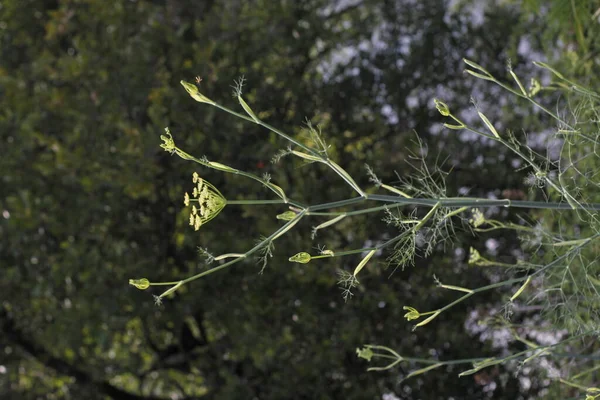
2 0 599 399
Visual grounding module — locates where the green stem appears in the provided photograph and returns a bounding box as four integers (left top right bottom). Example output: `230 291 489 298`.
226 199 288 205
413 202 441 231
474 222 538 233
368 194 600 211
325 159 366 196
368 330 594 373
155 195 599 296
213 101 366 196
212 103 319 156
307 204 396 217
481 75 575 131
312 202 442 260
452 108 588 208
173 145 303 206
442 206 469 219
167 211 307 290
425 233 598 321
531 234 598 277
149 281 181 286
307 196 368 212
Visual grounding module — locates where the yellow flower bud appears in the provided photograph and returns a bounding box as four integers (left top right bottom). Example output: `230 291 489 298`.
160 128 176 153
289 252 312 264
468 247 481 264
129 278 150 290
276 211 297 221
434 99 450 116
403 306 420 321
356 347 374 361
180 80 215 104
469 209 485 228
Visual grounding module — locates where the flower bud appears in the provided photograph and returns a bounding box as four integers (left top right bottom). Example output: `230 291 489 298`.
289 252 312 264
528 78 541 97
434 99 450 116
160 128 176 153
180 80 215 104
129 278 150 290
276 211 297 221
185 175 227 230
403 306 420 321
356 347 374 361
468 247 482 265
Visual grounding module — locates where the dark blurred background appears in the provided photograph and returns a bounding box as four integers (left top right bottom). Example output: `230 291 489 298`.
1 0 598 399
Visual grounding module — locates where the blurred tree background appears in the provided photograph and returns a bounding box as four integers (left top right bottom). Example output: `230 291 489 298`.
1 0 599 399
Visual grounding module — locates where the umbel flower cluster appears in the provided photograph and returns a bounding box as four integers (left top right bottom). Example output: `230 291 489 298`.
184 172 226 231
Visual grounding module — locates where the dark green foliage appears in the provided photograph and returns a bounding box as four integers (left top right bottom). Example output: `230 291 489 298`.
2 0 596 399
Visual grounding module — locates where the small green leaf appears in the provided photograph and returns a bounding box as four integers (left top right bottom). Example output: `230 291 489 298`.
291 150 322 162
463 58 491 74
353 249 377 277
478 111 500 139
533 61 565 79
465 69 494 81
239 96 260 123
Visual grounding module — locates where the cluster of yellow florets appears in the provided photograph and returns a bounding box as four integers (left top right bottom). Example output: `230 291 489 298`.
184 172 226 231
469 208 486 228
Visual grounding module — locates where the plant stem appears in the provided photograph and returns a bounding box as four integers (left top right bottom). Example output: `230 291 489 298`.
227 199 288 205
164 211 306 291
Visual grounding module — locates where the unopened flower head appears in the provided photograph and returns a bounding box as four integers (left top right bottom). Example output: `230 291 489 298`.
403 306 421 321
434 99 450 116
469 209 485 228
276 211 297 221
129 278 150 290
180 80 215 104
185 173 226 230
528 78 542 97
160 128 176 153
289 252 312 264
356 347 374 361
468 247 482 265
